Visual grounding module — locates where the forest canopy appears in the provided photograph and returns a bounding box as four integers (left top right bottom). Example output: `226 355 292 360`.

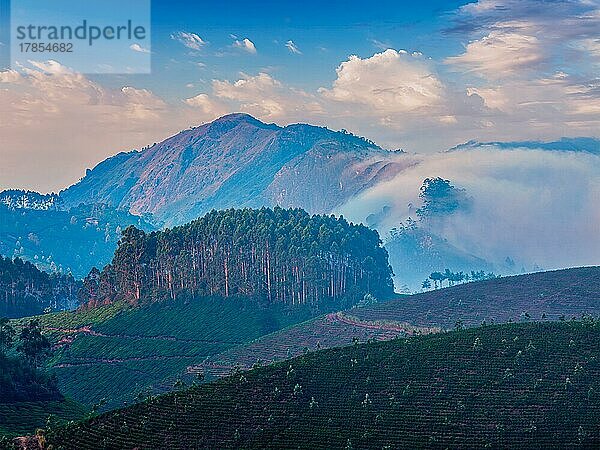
80 207 394 309
0 256 79 318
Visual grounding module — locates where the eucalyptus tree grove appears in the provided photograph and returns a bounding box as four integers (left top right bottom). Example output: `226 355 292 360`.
82 208 394 309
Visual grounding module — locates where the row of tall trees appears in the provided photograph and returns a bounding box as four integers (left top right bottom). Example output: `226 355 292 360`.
80 208 394 309
423 269 498 290
0 256 80 318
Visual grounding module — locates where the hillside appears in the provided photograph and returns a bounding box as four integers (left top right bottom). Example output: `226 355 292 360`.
0 257 79 318
188 266 599 376
15 266 592 414
0 203 155 279
21 299 326 411
44 321 600 448
60 113 409 226
352 266 600 328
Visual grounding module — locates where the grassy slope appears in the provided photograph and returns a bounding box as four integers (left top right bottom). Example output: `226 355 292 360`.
354 266 600 327
21 299 318 411
47 321 600 449
194 312 438 378
0 399 87 438
192 266 599 377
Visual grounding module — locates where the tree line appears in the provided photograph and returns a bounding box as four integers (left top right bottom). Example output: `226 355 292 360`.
422 269 498 290
0 256 80 318
79 208 394 309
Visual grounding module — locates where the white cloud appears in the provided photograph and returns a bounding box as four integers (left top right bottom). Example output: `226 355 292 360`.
446 23 545 79
130 43 150 54
319 50 444 113
339 148 600 271
170 31 206 50
184 93 226 115
211 72 321 120
232 38 257 54
285 40 302 54
0 61 216 192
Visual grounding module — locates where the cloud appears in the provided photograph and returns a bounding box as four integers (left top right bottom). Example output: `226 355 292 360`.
170 31 206 50
0 61 216 192
319 49 444 113
285 40 302 54
338 147 600 272
184 93 227 115
446 22 545 79
232 38 257 54
130 43 150 54
210 72 322 120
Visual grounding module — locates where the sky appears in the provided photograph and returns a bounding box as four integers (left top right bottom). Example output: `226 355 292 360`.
0 0 599 192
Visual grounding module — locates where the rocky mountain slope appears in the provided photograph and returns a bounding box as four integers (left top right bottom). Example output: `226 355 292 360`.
60 114 409 226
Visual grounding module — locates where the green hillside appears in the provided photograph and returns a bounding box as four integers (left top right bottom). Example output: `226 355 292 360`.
191 266 599 377
45 320 600 448
353 266 600 327
16 266 595 415
0 399 86 439
20 299 319 411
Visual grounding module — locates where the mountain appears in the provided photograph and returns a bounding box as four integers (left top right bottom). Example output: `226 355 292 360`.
60 113 408 226
43 320 600 449
0 203 155 279
449 137 600 155
0 256 79 318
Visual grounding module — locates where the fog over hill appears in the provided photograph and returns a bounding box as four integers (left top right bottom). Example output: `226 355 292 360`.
339 142 600 289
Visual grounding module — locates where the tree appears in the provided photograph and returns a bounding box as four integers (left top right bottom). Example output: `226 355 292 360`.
87 208 394 309
78 267 101 304
17 320 51 368
429 272 444 289
0 317 14 355
421 279 431 291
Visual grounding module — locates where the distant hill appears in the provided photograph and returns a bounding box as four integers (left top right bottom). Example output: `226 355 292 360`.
352 266 600 328
0 190 62 211
44 320 600 448
385 222 492 291
449 137 600 155
60 113 408 226
0 203 155 279
0 256 79 318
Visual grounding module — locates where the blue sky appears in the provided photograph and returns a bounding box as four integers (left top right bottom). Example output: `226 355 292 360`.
98 0 469 95
0 0 599 191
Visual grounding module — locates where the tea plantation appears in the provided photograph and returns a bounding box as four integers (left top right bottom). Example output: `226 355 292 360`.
46 320 600 448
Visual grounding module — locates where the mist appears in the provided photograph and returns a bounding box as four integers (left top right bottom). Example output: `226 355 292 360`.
338 147 600 273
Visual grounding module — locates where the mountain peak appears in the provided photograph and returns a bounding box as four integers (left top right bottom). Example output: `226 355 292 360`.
211 112 270 127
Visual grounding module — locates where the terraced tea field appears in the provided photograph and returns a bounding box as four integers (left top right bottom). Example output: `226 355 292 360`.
45 321 600 449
